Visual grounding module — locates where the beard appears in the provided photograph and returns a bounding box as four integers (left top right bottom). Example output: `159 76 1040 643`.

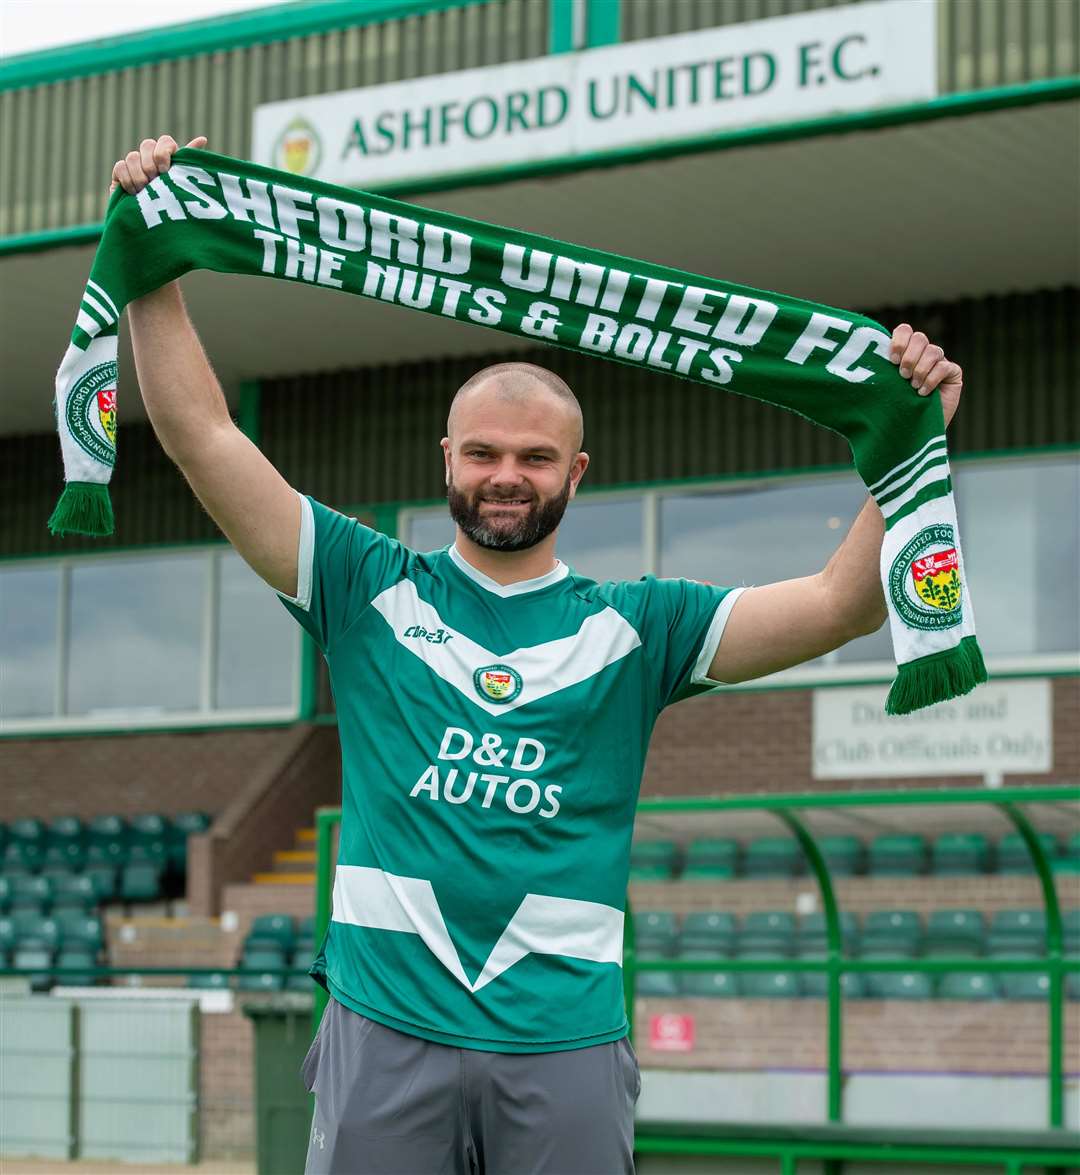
448 469 573 552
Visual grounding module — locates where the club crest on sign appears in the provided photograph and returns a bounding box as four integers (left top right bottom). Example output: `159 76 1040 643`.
888 524 963 631
473 663 523 705
66 362 118 467
274 117 322 176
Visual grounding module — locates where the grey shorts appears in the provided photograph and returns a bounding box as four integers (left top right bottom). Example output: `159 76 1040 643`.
301 997 640 1175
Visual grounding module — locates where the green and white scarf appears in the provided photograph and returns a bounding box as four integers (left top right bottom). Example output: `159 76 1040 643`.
51 147 986 715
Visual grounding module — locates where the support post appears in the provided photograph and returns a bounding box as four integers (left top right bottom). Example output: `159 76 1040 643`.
998 801 1065 1131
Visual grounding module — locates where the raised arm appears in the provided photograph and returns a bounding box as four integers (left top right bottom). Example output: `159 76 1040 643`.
116 135 301 598
707 325 964 684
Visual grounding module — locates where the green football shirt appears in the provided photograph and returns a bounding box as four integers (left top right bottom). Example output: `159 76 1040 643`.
278 493 744 1053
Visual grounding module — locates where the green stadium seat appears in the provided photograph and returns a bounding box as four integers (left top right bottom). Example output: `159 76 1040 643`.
285 971 314 993
293 937 317 960
85 842 128 870
245 914 296 953
932 833 990 875
9 875 52 913
168 811 211 873
13 945 54 991
744 837 801 878
12 912 60 949
991 909 1046 939
939 971 998 1000
863 910 922 949
923 910 985 957
120 863 163 903
298 915 317 940
56 948 98 985
802 971 866 999
742 971 801 998
43 845 85 872
237 971 285 993
1067 972 1080 1001
680 912 736 952
84 867 118 902
51 874 96 913
1062 909 1080 937
635 911 678 955
46 818 85 871
128 841 169 867
682 839 738 879
3 841 43 873
9 818 46 848
1001 971 1050 1000
985 936 1041 959
817 836 864 876
128 814 169 871
865 971 932 999
868 835 927 876
0 822 6 852
739 912 795 955
0 877 9 914
679 969 740 997
635 971 679 996
242 942 287 968
629 840 679 880
0 916 14 952
188 971 230 989
995 832 1057 874
798 911 859 948
56 913 103 951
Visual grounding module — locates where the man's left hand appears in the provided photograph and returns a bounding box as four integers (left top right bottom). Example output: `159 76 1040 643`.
889 324 964 428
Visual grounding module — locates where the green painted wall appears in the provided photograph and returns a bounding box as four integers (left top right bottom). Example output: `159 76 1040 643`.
4 287 1077 558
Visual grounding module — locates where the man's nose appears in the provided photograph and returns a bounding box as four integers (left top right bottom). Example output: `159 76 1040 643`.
488 456 527 485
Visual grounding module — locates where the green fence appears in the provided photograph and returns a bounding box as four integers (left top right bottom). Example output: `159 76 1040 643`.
313 784 1080 1171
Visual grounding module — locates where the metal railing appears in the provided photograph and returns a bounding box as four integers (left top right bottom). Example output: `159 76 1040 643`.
312 784 1080 1159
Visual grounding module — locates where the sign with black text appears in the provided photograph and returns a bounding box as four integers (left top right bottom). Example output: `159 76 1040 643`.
253 0 936 188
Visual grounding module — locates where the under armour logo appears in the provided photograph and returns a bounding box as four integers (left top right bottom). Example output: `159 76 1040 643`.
312 1126 325 1150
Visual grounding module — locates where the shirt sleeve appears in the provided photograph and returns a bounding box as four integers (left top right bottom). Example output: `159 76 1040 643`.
276 493 409 655
648 577 749 709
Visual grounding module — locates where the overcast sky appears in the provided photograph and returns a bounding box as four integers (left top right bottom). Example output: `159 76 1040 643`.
0 0 287 58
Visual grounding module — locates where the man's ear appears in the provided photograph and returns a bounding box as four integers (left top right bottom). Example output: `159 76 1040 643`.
568 451 590 499
440 437 451 486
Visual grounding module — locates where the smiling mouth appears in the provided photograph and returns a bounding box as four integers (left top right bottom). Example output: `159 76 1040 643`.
482 498 531 506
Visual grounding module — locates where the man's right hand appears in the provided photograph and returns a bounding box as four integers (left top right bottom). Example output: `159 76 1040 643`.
109 134 208 198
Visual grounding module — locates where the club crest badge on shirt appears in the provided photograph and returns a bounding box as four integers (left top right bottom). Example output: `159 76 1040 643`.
473 663 523 705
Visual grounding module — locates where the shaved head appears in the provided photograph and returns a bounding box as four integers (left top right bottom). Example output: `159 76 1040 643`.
448 362 584 452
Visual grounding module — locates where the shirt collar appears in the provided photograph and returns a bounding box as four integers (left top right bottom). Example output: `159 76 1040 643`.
448 543 569 598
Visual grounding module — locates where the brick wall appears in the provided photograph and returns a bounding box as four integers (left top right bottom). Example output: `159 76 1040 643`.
187 725 341 917
629 874 1080 918
641 677 1079 798
0 726 303 822
634 998 1080 1076
200 1004 259 1159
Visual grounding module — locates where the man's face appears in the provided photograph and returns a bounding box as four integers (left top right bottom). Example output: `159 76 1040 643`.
441 385 588 552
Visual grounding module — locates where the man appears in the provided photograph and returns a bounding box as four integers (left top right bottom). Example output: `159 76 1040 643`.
113 136 962 1175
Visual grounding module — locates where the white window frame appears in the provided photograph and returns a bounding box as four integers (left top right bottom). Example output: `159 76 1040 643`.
0 545 304 735
399 451 1080 689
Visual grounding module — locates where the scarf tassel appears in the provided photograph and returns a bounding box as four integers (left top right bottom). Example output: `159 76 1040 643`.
885 635 988 716
47 481 115 538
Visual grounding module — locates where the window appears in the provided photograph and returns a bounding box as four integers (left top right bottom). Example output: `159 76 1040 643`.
397 452 1078 685
216 551 298 710
1 565 60 719
0 546 301 733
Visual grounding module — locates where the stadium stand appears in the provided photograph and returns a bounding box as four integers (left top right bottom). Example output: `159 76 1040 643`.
631 908 1080 1000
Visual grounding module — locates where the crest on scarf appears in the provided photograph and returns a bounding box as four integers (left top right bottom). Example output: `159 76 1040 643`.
66 362 117 467
473 664 523 705
274 117 322 177
888 524 963 631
